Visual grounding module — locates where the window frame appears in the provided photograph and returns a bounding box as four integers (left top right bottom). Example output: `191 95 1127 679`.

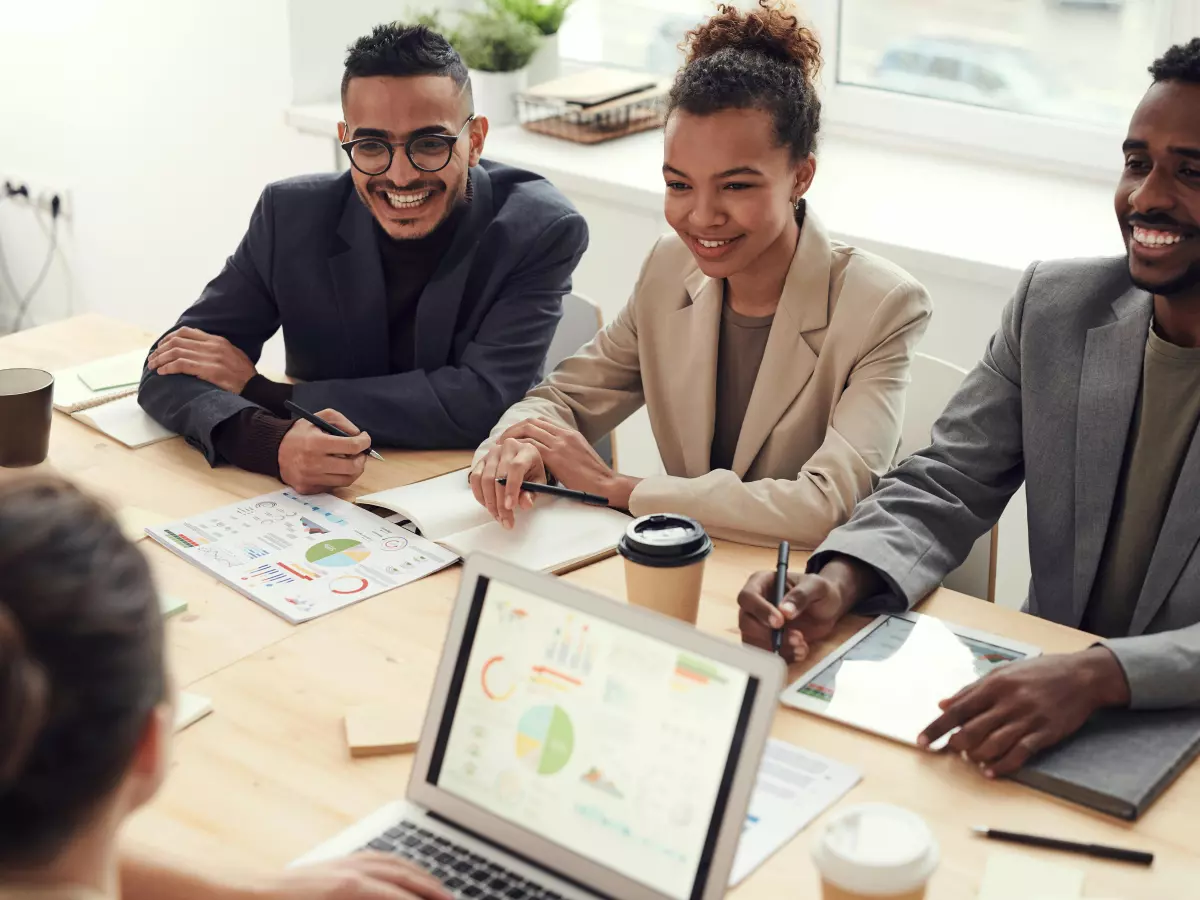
806 0 1198 179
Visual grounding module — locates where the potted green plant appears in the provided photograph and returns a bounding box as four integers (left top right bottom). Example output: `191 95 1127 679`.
487 0 575 86
451 8 542 127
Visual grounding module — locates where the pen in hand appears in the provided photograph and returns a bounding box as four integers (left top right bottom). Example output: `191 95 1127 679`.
283 400 384 461
496 477 609 506
772 540 790 654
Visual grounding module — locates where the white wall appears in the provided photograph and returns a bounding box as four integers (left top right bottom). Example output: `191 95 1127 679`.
288 0 472 105
0 1 331 355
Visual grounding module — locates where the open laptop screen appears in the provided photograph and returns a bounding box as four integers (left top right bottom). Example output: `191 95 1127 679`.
427 575 758 900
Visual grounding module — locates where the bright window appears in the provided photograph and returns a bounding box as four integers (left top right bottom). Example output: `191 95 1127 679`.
556 0 1196 174
838 0 1160 129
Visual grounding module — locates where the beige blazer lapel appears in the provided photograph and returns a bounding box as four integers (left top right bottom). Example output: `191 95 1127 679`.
730 213 830 475
661 268 724 476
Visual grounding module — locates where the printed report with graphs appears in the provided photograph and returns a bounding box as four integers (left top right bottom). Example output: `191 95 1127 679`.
433 580 752 899
145 490 457 623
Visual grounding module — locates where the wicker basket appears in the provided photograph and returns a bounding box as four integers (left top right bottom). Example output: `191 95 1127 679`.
516 70 670 144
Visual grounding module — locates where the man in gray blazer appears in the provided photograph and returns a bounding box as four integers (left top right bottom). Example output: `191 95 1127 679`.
138 23 586 494
739 40 1200 777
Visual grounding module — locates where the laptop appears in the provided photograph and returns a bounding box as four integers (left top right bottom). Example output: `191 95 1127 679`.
296 553 785 900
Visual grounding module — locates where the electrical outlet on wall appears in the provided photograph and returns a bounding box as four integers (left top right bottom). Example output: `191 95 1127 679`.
1 175 71 220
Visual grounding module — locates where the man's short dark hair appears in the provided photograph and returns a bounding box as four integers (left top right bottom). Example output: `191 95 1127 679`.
342 22 471 103
1149 38 1200 85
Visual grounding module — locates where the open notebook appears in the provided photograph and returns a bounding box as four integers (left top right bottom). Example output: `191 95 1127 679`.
53 350 176 448
356 469 631 574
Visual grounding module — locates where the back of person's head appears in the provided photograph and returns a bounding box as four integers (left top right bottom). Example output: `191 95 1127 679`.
669 0 822 161
0 478 166 870
342 22 471 105
1149 38 1200 86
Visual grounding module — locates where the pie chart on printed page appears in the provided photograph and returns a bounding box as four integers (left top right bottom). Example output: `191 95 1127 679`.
305 538 370 568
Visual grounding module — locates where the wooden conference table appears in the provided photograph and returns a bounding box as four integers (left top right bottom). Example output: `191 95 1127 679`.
3 315 1200 899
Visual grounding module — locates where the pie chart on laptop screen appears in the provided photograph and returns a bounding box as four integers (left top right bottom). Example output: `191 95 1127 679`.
305 538 370 568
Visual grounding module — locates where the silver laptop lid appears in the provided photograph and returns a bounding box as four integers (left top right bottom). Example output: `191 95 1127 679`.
407 553 785 900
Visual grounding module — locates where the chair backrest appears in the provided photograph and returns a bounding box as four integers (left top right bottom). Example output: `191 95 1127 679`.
544 293 614 468
899 352 997 602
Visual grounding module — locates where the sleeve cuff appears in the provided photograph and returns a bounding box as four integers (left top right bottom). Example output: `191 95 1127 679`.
211 409 292 479
807 549 911 615
241 374 294 417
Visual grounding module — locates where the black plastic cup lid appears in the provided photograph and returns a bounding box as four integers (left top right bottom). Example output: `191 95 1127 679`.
618 513 713 568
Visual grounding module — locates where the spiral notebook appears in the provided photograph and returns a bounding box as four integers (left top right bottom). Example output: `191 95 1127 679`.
52 350 176 448
355 469 631 575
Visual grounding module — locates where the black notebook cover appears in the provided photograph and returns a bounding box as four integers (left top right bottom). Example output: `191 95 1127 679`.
1012 708 1200 820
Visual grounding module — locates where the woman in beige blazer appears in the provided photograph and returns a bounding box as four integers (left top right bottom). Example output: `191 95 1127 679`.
471 0 931 548
0 479 448 900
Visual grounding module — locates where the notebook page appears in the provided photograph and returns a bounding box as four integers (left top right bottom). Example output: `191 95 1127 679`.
76 348 148 391
440 497 629 572
73 394 175 448
356 469 492 540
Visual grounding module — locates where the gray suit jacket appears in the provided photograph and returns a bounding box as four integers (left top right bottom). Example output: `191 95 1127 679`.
813 258 1200 710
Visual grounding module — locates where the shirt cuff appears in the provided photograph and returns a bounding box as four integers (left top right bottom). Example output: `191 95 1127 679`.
211 408 292 479
241 374 294 417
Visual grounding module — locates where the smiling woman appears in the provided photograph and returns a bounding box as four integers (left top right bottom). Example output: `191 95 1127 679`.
470 0 933 550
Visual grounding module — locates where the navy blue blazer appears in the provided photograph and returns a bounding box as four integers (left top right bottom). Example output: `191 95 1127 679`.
138 160 587 462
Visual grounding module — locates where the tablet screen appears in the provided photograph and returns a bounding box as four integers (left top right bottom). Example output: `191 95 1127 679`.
796 614 1027 706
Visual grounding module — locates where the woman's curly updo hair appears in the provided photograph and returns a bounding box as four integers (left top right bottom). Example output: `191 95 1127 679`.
668 0 823 161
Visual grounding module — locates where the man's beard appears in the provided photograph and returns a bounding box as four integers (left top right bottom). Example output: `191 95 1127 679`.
1129 258 1200 299
358 171 468 240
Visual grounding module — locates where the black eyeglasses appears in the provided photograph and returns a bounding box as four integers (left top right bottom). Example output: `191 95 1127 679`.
340 116 475 175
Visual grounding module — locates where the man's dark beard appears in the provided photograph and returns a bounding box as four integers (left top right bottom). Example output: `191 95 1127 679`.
1129 258 1200 299
357 173 468 240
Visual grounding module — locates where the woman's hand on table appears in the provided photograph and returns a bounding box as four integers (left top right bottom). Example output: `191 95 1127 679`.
495 417 641 511
470 436 548 529
247 853 452 900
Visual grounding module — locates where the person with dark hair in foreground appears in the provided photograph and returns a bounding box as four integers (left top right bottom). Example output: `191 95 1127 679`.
471 0 930 547
0 477 449 900
138 23 587 495
739 38 1200 776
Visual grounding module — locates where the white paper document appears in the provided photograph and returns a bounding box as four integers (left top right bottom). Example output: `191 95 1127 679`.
145 490 459 623
729 739 862 885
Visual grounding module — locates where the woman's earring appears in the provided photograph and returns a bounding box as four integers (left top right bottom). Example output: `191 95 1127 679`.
792 196 803 213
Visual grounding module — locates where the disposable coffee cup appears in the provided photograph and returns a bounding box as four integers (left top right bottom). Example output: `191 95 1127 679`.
811 803 939 900
0 368 54 467
617 513 713 624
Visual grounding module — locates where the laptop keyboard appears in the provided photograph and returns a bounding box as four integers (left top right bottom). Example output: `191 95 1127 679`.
363 819 566 900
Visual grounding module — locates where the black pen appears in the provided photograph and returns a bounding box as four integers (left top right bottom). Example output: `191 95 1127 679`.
772 540 790 654
972 827 1154 866
496 477 609 507
283 400 384 461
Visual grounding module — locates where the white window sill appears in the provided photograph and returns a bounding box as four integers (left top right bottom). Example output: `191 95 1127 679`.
286 102 1125 287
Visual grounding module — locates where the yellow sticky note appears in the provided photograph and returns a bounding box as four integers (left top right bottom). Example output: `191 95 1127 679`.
978 849 1085 900
344 702 427 758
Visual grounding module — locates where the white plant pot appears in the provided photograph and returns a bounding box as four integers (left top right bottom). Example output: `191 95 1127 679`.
469 67 528 128
526 32 561 89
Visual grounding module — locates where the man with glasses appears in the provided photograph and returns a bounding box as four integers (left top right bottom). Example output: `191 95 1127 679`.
138 23 587 494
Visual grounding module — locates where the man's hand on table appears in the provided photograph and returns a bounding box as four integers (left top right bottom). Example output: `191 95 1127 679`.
919 646 1132 777
148 326 258 393
737 555 883 662
279 408 371 494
